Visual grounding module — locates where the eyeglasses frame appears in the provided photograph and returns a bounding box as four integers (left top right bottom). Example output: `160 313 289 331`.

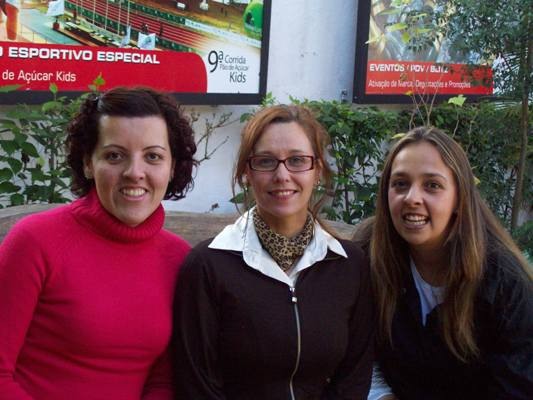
247 155 315 172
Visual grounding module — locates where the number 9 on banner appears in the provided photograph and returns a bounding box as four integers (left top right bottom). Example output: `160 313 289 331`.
207 50 223 73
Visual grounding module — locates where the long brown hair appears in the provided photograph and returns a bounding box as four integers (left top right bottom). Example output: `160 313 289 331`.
233 105 335 232
371 126 531 362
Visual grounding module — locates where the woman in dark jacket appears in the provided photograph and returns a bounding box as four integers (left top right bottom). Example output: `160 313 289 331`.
365 127 532 400
172 105 375 400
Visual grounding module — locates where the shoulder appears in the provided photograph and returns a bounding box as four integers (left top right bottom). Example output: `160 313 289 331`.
181 238 240 272
481 249 532 300
0 205 72 271
477 248 533 331
338 239 368 263
4 204 72 242
323 239 370 281
159 228 191 252
176 238 243 292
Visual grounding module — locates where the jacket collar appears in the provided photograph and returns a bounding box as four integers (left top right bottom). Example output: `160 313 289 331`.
208 209 347 286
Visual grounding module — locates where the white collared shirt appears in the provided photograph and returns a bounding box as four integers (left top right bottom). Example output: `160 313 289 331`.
208 209 347 286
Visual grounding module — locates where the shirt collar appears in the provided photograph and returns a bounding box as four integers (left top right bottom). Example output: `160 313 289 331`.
208 208 347 286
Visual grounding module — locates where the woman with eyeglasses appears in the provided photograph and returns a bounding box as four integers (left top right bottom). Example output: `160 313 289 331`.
171 105 375 399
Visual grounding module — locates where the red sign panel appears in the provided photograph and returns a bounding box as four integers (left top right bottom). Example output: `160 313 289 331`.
1 42 207 92
365 60 492 95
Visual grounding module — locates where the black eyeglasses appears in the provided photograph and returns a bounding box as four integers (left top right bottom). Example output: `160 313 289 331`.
247 156 315 172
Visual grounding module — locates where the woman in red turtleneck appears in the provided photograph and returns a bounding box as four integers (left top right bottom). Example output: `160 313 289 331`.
0 87 197 400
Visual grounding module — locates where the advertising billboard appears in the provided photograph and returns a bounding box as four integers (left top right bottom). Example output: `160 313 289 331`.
0 0 270 104
353 0 493 103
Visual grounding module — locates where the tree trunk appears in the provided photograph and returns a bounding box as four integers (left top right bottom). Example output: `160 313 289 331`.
510 15 532 230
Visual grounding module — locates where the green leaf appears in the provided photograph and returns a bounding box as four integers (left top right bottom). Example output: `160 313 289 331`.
92 73 106 89
366 33 384 45
229 191 245 204
0 168 13 180
42 100 62 113
448 95 466 107
13 132 28 146
387 22 408 32
391 133 406 140
240 112 252 123
0 140 19 154
0 181 20 193
49 82 58 94
29 168 47 182
0 84 24 93
20 142 40 157
377 8 402 16
10 193 24 206
415 28 431 34
7 159 23 174
0 119 19 130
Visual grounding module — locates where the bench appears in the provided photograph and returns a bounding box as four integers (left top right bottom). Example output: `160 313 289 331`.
0 204 356 246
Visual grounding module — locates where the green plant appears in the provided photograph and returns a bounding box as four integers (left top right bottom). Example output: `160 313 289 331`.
0 82 96 207
235 97 403 224
404 101 532 227
512 221 533 263
382 0 532 229
189 109 236 163
0 77 233 208
299 100 403 224
234 95 528 228
442 0 532 229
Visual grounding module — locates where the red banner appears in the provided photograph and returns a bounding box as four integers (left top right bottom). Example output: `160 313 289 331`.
365 60 492 95
0 42 207 92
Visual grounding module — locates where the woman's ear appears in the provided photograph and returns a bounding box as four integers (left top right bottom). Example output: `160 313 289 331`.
83 158 93 179
170 159 176 182
315 160 323 185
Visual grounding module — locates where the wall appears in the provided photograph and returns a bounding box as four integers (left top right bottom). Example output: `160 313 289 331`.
164 0 359 213
0 1 359 213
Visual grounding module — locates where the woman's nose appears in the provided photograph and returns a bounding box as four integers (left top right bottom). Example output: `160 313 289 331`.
123 157 145 180
404 185 422 205
272 160 291 181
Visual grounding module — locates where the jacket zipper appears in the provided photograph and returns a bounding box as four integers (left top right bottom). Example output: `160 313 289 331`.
288 286 301 400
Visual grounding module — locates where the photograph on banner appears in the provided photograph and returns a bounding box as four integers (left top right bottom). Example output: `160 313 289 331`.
0 0 267 99
355 0 493 99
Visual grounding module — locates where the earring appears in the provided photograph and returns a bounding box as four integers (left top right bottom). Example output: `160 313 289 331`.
84 169 93 179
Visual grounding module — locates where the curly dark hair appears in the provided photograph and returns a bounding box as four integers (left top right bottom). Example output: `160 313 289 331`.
66 86 197 200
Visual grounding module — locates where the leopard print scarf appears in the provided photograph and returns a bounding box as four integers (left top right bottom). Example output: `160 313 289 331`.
253 209 314 272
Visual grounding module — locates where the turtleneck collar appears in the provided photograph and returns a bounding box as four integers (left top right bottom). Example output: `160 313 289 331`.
70 188 164 243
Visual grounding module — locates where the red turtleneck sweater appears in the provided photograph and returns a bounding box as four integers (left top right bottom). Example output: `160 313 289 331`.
0 190 190 400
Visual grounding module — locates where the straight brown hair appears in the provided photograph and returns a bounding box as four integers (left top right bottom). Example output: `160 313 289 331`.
371 126 531 362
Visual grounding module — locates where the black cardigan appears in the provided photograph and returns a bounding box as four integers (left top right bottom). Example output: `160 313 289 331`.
377 250 533 399
172 238 375 400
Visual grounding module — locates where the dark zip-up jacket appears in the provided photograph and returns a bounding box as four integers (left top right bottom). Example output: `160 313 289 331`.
377 250 533 399
172 238 374 400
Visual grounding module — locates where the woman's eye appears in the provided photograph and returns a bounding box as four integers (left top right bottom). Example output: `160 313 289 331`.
391 180 408 189
257 157 276 167
105 152 123 162
146 153 163 162
426 181 443 190
288 156 305 166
